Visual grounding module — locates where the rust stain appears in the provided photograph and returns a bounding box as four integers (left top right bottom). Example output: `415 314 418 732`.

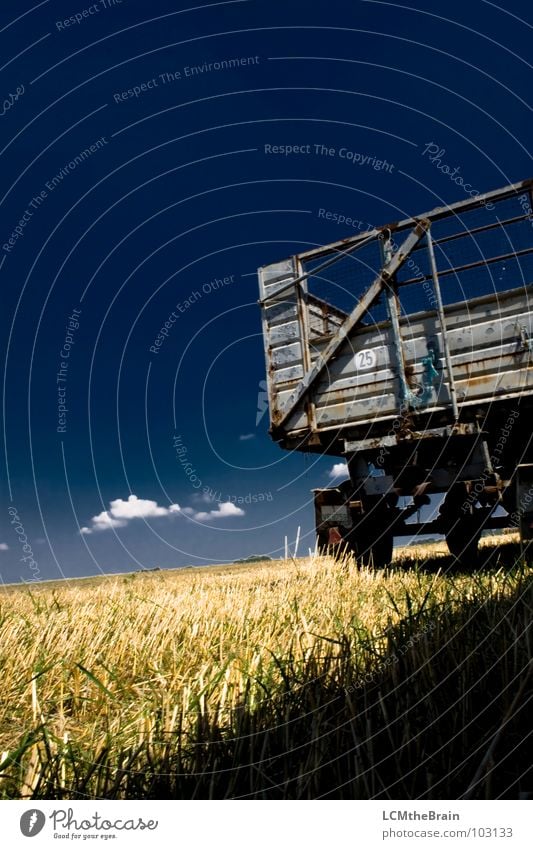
465 374 495 388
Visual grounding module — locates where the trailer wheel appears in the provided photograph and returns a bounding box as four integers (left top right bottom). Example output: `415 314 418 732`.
341 530 392 567
358 531 394 569
344 495 396 568
438 483 492 570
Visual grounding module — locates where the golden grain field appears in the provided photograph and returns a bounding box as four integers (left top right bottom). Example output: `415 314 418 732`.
0 541 531 799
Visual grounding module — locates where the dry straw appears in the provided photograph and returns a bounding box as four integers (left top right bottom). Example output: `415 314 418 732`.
0 539 530 799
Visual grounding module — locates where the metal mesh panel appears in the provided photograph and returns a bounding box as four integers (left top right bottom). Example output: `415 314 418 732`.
258 178 533 440
300 189 533 323
302 239 389 323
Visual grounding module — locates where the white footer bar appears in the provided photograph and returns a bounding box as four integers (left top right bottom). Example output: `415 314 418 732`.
2 800 531 848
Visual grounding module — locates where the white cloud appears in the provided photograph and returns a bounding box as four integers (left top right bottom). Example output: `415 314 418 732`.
186 493 246 519
191 491 215 504
193 502 245 521
0 543 9 551
329 461 349 480
239 433 255 441
108 495 177 520
80 493 245 533
81 511 126 534
81 495 181 534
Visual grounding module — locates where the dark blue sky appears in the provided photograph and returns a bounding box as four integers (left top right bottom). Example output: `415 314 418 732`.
1 0 531 581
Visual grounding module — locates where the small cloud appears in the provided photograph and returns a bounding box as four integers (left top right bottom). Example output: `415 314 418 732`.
329 462 349 480
0 543 9 551
82 510 128 534
239 433 255 441
81 494 181 534
216 502 245 517
108 495 177 520
193 502 245 521
191 491 215 504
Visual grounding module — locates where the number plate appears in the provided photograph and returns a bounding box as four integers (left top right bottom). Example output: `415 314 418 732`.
355 349 377 370
320 505 351 525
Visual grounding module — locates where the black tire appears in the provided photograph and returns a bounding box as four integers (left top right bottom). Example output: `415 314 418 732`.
439 482 492 570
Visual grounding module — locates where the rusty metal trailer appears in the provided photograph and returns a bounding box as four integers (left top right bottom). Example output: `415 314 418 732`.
258 179 533 566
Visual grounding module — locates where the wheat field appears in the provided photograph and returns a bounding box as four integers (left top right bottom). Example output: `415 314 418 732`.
0 540 531 799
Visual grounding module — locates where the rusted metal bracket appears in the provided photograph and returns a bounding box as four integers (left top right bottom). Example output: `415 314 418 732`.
343 422 477 453
271 219 431 433
517 323 533 353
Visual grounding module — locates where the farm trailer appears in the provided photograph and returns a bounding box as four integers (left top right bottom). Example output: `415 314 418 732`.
258 179 533 567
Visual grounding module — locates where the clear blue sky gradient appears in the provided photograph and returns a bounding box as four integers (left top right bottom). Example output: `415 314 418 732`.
1 0 531 581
